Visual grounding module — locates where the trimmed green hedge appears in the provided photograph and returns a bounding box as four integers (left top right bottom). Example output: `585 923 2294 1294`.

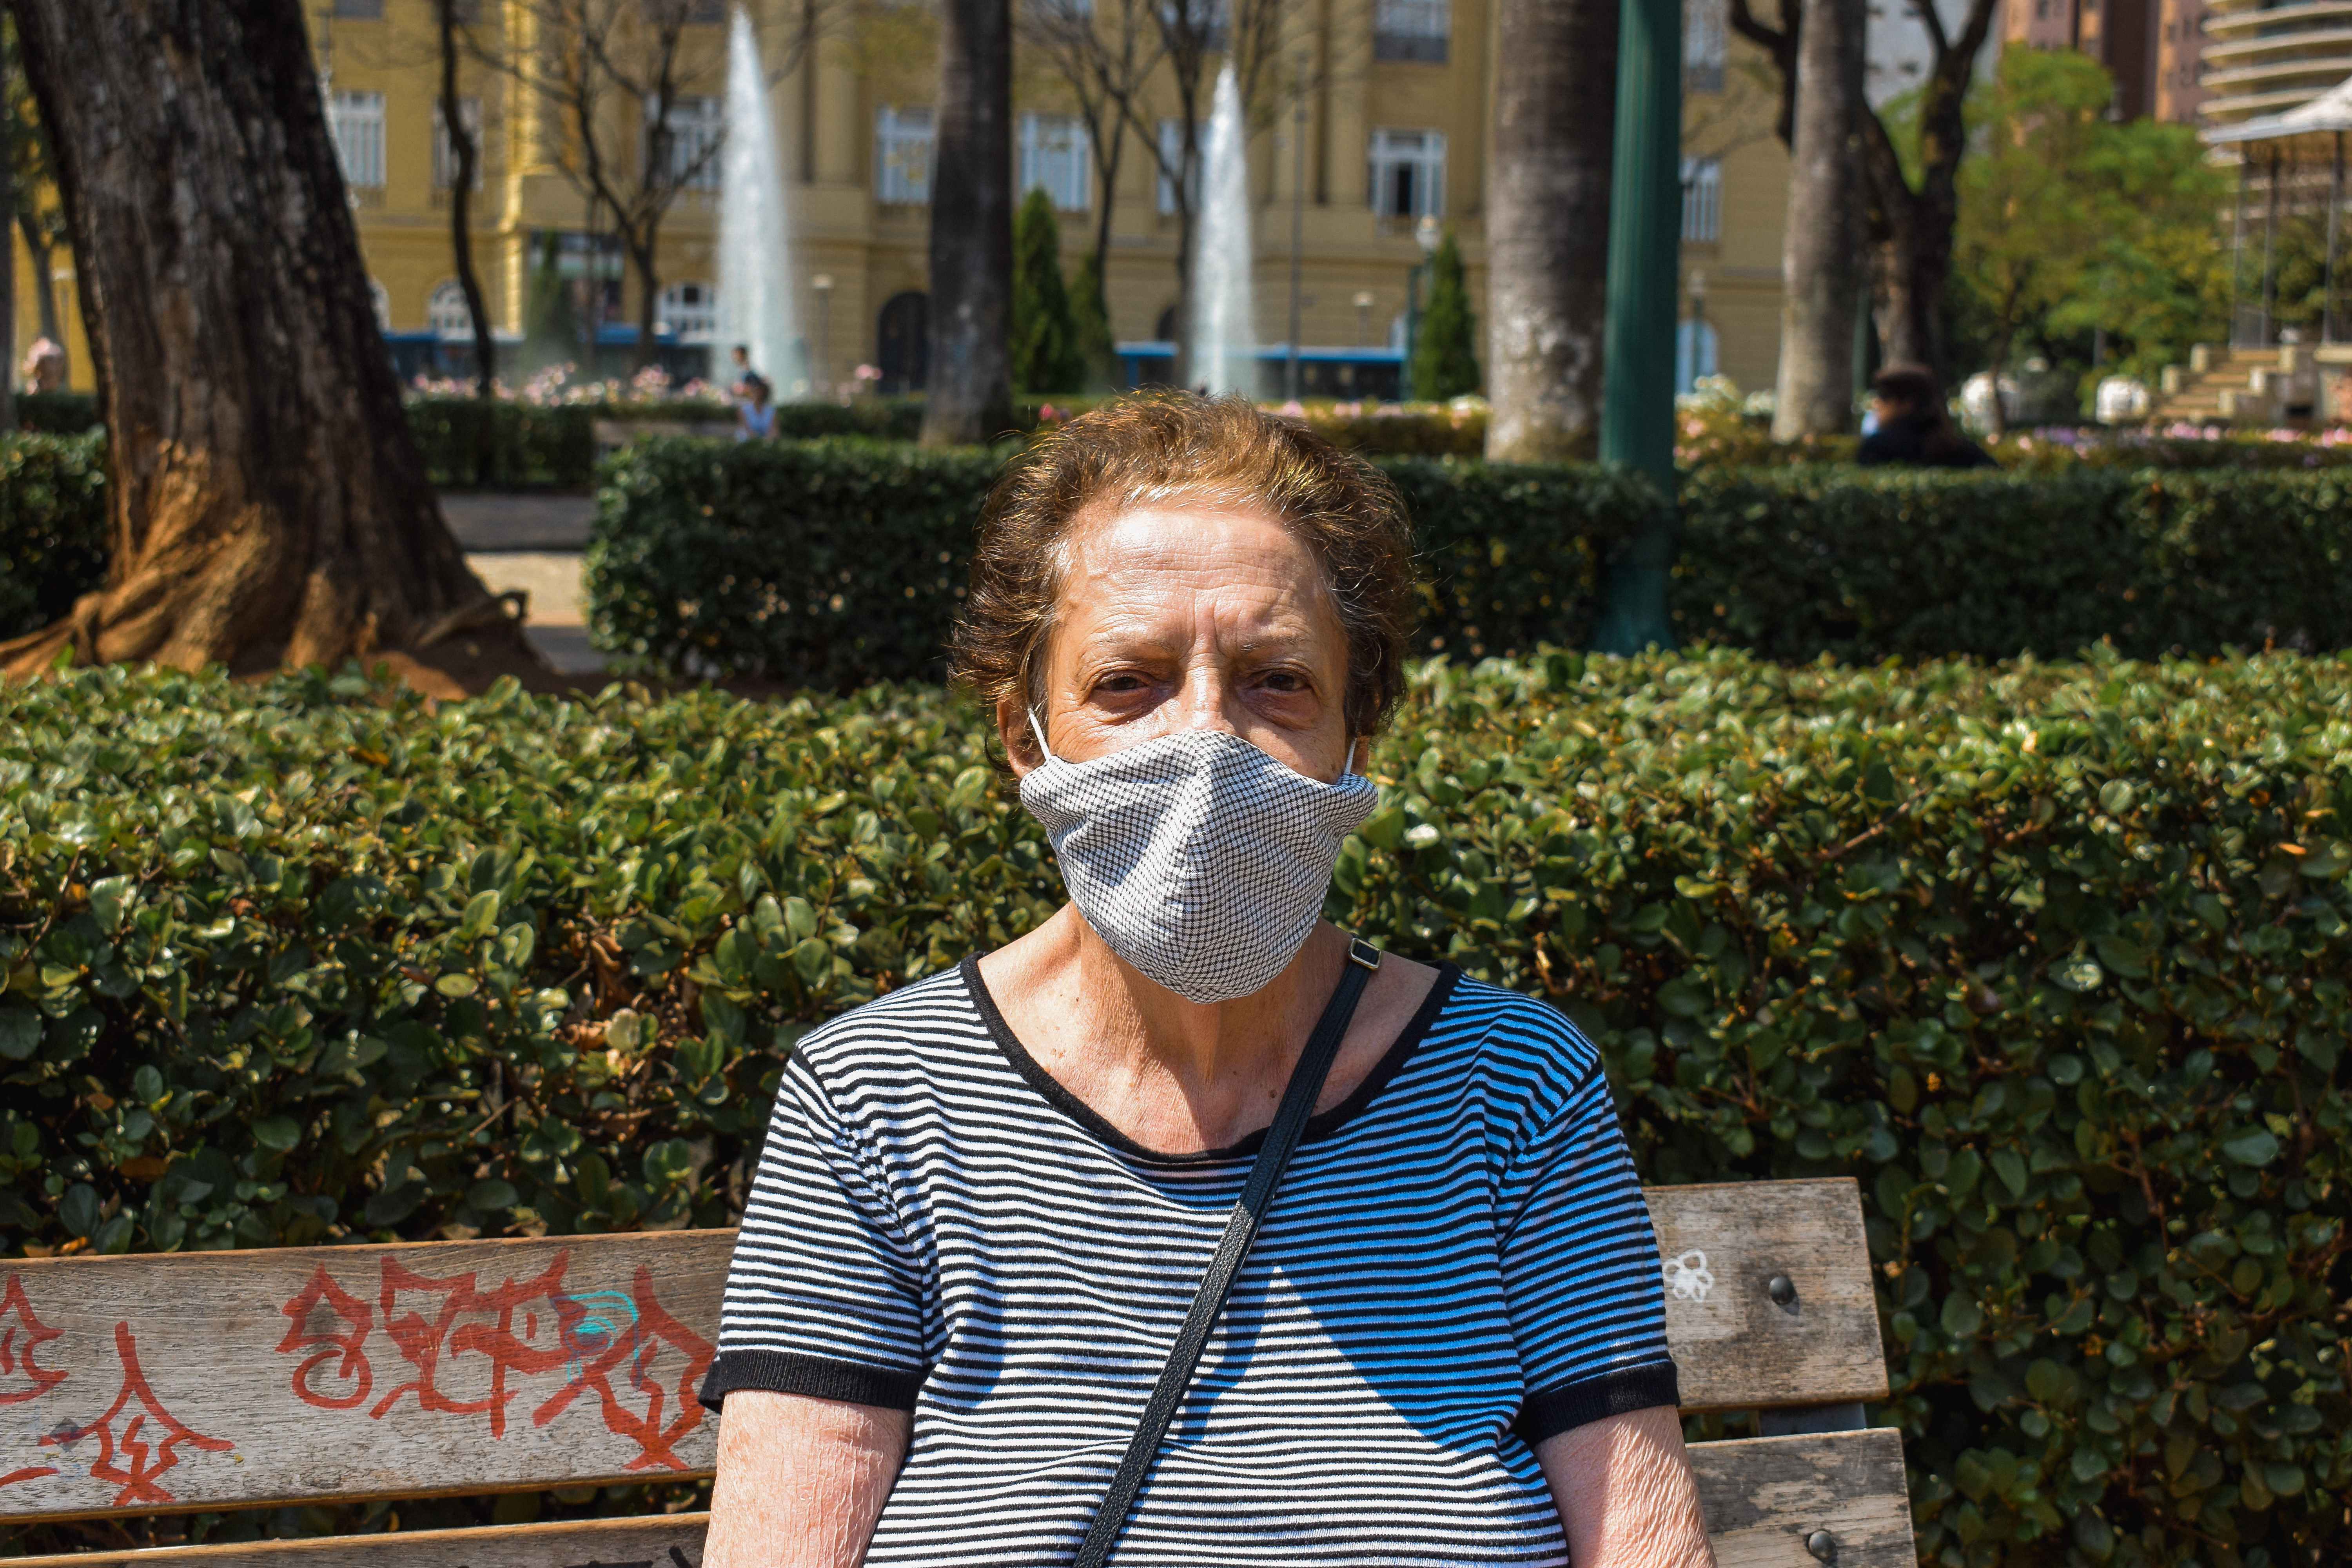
0 430 108 641
587 441 2352 684
4 651 2348 1566
583 439 1660 683
15 391 101 436
1674 466 2352 663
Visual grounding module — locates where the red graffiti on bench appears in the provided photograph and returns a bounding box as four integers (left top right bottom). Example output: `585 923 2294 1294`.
38 1323 234 1507
273 1250 715 1470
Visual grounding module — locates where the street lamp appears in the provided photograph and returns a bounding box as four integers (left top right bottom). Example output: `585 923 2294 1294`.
1399 214 1442 401
1685 269 1708 392
811 273 834 398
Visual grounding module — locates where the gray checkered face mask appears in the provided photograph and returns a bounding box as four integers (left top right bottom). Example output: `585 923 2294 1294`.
1020 718 1379 1003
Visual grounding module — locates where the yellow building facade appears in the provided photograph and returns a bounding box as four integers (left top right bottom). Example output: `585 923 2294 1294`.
19 0 1791 401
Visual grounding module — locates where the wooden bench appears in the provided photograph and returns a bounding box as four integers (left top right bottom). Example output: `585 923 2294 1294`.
0 1178 1913 1566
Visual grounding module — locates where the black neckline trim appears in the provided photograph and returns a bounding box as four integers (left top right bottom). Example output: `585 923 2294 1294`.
960 951 1460 1168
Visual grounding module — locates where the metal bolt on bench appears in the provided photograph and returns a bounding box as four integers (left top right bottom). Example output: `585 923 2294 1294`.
0 1179 1914 1567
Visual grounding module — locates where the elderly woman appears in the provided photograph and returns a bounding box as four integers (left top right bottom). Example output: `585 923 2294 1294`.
697 397 1713 1566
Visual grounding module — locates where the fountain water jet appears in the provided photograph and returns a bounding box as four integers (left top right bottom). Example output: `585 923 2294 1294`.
1190 64 1256 397
719 6 800 394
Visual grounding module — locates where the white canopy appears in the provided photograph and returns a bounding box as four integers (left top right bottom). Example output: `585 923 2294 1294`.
2207 74 2352 145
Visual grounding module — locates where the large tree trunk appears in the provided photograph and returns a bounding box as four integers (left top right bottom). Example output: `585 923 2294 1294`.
922 0 1014 446
1771 0 1865 438
2 0 522 678
437 0 496 393
1484 0 1618 462
1869 195 1950 374
0 94 14 434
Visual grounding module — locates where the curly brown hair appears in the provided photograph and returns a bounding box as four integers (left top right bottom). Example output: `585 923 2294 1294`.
950 394 1419 746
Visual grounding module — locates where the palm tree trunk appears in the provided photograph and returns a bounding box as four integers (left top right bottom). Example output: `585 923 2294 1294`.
1771 0 1865 437
922 0 1015 446
1 0 518 677
1485 0 1619 461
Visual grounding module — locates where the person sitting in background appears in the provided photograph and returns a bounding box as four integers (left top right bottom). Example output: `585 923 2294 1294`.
1858 363 1994 470
22 337 66 394
728 343 753 396
735 373 776 442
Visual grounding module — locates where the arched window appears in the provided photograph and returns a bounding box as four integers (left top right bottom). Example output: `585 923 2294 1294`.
1675 319 1719 394
658 280 718 341
428 279 474 338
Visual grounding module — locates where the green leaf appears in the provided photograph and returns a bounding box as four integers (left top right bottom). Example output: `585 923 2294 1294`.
1991 1148 2029 1200
58 1182 101 1239
0 1008 38 1062
467 1179 519 1211
2221 1127 2280 1167
251 1115 302 1152
434 973 479 998
87 875 136 934
1941 1292 1984 1337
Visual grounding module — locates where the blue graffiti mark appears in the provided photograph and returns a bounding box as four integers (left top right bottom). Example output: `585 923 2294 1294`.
560 1290 639 1383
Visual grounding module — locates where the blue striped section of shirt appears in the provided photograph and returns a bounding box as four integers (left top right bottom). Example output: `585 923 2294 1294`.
703 958 1678 1564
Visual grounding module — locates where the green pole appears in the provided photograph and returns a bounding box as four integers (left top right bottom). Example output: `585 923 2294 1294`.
1592 0 1683 655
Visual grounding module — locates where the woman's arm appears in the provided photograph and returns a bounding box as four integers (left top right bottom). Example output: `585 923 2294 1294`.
701 1390 911 1568
1537 1405 1717 1568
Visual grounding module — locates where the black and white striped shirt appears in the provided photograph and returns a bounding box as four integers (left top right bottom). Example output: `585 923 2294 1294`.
702 958 1679 1564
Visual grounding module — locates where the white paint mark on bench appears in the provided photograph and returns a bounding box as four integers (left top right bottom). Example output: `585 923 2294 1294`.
1663 1250 1715 1302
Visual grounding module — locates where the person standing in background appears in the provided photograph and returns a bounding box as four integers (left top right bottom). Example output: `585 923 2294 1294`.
1858 364 1994 469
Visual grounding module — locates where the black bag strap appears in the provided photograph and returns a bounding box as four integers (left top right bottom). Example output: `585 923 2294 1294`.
1072 936 1385 1568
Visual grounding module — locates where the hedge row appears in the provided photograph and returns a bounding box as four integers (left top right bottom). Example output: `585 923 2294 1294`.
4 650 2347 1566
0 430 108 641
587 440 2352 685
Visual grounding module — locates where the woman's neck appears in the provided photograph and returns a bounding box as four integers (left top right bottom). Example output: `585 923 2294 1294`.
976 907 1431 1154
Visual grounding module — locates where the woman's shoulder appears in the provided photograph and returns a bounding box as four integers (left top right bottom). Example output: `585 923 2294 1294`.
1420 973 1607 1094
786 963 992 1081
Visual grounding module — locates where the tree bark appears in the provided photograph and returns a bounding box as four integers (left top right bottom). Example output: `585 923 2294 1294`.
1484 0 1619 462
1771 0 1865 438
437 0 496 394
2 0 521 677
0 75 15 434
922 0 1015 446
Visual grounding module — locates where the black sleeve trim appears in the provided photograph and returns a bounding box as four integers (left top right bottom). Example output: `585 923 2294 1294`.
1514 1361 1681 1446
697 1348 926 1414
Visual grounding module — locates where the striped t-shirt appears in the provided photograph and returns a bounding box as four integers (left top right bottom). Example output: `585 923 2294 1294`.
701 958 1679 1564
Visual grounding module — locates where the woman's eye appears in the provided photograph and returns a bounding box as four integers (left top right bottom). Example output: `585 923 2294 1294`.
1258 669 1308 693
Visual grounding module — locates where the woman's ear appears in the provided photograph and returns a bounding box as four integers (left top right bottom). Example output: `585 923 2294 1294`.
999 695 1042 779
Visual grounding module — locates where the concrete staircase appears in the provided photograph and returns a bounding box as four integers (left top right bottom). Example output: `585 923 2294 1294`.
2150 343 2321 425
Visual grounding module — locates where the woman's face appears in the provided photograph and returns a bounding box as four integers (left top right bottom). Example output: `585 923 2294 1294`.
1001 504 1359 784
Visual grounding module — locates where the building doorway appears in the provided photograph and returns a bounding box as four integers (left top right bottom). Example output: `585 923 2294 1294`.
876 292 929 393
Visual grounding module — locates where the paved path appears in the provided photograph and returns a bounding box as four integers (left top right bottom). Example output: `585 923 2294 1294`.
439 491 595 551
466 551 604 675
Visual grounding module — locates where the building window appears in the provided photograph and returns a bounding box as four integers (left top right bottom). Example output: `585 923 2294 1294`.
877 105 935 205
1369 128 1446 218
329 91 387 190
1374 0 1450 62
333 0 383 17
689 0 725 20
657 281 719 341
432 98 483 189
1681 156 1722 241
428 280 475 337
658 95 723 190
1686 0 1729 93
1020 113 1092 212
1158 0 1230 52
1157 119 1201 214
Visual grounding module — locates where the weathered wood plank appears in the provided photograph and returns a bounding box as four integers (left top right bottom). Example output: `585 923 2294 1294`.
11 1512 712 1568
12 1432 1915 1567
0 1180 1884 1522
1689 1429 1917 1568
0 1232 732 1524
1646 1179 1891 1412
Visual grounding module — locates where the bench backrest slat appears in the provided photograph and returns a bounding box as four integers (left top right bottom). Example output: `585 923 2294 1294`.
0 1179 1881 1524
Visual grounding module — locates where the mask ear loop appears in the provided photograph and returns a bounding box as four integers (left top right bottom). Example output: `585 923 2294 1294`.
1027 708 1058 766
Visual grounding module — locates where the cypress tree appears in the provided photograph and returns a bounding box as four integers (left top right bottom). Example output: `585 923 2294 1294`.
523 230 578 370
1010 187 1083 394
1069 252 1118 392
1411 227 1482 402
